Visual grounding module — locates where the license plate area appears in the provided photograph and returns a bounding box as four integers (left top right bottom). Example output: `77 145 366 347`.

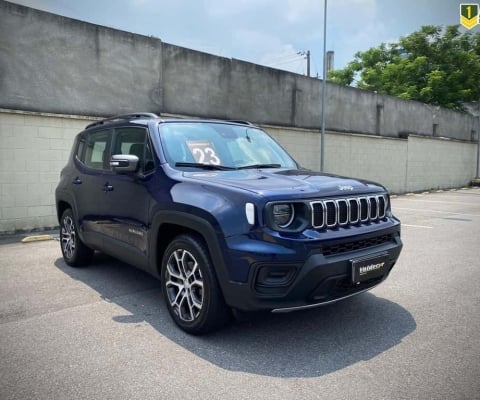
351 253 389 284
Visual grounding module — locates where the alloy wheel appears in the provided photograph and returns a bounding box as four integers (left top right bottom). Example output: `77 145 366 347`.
61 215 76 259
165 249 204 322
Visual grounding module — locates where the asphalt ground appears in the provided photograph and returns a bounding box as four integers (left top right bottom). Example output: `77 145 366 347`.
1 188 479 400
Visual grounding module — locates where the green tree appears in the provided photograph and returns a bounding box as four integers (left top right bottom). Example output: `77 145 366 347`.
329 25 480 110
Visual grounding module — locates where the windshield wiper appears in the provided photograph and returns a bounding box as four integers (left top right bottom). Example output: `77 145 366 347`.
175 162 282 171
175 162 237 171
237 163 282 170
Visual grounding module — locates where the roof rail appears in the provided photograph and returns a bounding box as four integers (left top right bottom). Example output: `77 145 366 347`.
86 113 159 129
228 120 254 126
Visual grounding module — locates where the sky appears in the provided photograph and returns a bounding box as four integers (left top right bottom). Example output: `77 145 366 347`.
8 0 480 77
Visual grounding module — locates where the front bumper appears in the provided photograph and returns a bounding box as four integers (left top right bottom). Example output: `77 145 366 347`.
220 227 403 312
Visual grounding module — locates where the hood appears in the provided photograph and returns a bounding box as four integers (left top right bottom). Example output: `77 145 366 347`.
184 169 386 199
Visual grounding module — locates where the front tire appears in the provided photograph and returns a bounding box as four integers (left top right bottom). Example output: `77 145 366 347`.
59 208 93 267
161 234 230 334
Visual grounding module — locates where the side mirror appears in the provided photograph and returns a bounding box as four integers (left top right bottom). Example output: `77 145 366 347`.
110 154 139 173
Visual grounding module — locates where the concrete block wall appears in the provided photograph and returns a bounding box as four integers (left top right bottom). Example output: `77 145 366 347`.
323 133 408 194
0 110 95 233
0 110 478 234
265 126 321 170
405 136 477 192
264 124 475 194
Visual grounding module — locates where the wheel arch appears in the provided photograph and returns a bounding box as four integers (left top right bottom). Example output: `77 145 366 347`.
55 193 87 245
149 210 230 293
56 200 71 223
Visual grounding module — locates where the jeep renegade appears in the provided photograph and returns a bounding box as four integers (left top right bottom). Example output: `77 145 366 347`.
55 113 403 334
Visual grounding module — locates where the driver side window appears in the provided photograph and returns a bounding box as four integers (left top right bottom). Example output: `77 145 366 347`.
113 127 155 174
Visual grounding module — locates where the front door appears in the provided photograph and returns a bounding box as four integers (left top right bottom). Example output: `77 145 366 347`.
100 126 154 266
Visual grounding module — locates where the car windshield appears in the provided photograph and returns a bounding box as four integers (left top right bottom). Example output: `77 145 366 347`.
159 122 298 170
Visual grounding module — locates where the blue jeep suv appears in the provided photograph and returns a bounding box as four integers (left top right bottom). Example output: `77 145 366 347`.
55 113 403 334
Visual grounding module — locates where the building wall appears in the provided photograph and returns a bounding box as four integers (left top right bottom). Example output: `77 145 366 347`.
0 110 96 233
0 1 163 117
0 0 477 141
266 126 322 171
405 136 477 192
0 110 476 234
0 1 478 234
323 133 409 194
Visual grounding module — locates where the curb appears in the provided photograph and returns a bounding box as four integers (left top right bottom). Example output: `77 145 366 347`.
21 235 56 243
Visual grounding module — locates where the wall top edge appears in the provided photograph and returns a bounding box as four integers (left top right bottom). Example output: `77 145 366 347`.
408 133 476 144
0 109 474 145
0 108 101 121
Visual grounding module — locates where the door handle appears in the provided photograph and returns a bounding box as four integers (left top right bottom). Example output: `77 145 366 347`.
72 177 82 185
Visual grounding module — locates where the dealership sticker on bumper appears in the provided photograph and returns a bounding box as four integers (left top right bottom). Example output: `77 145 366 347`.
351 253 388 284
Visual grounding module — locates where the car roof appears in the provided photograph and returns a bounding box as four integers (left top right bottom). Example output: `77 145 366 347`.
85 113 255 130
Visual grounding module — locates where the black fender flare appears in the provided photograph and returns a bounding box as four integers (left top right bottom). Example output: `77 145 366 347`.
55 190 82 233
149 210 233 301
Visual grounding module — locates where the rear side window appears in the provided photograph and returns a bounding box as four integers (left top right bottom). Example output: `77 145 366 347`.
78 130 111 170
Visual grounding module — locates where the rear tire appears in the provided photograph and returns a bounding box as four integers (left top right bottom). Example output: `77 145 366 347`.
161 234 230 334
59 208 93 267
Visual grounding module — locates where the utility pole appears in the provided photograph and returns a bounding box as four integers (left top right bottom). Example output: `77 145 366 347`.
297 50 311 77
477 101 480 180
306 50 310 77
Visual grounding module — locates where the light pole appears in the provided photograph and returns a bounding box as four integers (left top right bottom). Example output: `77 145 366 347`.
476 102 480 180
320 0 327 172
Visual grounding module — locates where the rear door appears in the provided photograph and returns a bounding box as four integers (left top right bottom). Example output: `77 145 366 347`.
73 129 113 248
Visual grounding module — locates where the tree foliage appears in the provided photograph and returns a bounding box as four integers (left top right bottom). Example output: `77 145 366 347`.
329 25 480 110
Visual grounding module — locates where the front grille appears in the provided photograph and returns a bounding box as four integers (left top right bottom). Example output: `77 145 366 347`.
311 194 388 230
322 234 394 257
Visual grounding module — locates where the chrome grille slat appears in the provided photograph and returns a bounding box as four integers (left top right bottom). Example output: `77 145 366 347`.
378 195 386 218
348 198 359 223
359 197 369 222
370 196 378 219
310 194 388 230
325 200 337 228
336 199 349 226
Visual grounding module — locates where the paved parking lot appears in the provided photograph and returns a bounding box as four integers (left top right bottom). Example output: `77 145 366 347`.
1 188 479 400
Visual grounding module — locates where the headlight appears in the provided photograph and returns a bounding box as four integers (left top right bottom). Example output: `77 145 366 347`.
266 202 310 232
273 203 295 228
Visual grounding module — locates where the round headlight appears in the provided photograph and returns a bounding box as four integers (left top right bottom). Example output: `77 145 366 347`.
273 203 295 228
